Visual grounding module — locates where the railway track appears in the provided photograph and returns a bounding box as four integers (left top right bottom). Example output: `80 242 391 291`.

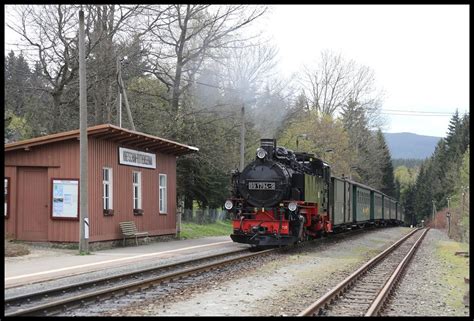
298 227 429 317
5 225 406 317
5 247 274 317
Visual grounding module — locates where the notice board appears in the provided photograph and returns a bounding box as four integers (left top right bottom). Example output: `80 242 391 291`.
52 179 79 218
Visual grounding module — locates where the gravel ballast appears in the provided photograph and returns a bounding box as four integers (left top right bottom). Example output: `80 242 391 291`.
382 228 469 317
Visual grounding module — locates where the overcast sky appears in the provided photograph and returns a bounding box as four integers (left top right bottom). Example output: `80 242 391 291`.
259 4 469 137
4 5 468 138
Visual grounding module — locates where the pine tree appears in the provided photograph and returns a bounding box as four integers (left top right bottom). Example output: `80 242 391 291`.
403 184 416 226
413 161 433 221
376 129 396 197
459 112 470 155
340 99 374 184
5 51 31 116
445 109 462 161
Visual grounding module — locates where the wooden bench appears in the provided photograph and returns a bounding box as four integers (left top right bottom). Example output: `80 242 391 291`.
119 221 149 246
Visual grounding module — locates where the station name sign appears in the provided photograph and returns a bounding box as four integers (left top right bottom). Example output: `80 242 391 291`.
119 147 156 169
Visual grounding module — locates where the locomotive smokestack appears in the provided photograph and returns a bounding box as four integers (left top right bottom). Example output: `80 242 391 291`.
260 138 276 157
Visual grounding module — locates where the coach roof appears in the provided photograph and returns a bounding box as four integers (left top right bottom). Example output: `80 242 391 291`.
4 123 199 156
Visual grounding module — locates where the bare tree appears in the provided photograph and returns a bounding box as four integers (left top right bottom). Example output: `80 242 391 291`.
300 50 383 120
143 5 267 120
6 5 149 131
7 5 79 132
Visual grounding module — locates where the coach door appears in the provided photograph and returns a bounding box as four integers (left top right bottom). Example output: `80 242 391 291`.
345 182 352 224
17 167 49 241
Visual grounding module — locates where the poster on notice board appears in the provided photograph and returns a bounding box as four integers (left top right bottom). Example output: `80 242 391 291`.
52 179 79 218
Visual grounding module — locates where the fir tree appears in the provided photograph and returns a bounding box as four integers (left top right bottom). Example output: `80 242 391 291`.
376 129 396 197
445 109 462 161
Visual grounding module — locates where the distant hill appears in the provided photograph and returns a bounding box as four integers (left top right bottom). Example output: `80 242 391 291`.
383 132 441 159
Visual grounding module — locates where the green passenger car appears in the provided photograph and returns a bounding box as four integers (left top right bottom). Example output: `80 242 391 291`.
392 200 398 221
373 192 383 220
353 185 371 222
331 177 345 225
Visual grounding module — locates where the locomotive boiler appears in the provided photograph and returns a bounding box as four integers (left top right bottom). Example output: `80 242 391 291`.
225 139 333 247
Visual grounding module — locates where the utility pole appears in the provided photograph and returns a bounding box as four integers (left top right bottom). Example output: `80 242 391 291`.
447 197 451 237
117 56 135 131
119 93 122 128
116 57 122 128
432 200 436 229
239 105 245 172
78 10 89 254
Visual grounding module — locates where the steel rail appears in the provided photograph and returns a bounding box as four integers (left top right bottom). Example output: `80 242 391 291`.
6 248 270 317
365 227 430 316
5 248 249 305
298 228 422 316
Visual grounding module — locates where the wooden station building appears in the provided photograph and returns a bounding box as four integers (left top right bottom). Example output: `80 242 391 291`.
4 124 198 244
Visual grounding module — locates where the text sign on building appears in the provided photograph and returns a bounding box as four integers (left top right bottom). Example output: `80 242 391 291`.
119 147 156 169
52 179 79 218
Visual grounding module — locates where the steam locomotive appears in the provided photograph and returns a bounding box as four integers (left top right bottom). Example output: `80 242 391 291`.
224 139 405 247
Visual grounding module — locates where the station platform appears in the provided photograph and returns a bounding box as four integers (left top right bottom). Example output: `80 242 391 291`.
5 236 244 289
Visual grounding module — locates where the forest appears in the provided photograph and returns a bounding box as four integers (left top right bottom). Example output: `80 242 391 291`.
398 111 469 242
4 5 468 229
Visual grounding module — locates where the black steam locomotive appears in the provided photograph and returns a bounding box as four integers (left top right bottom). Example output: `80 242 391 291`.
224 139 404 247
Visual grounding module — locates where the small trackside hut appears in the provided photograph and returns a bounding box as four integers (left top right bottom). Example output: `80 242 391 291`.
4 124 198 244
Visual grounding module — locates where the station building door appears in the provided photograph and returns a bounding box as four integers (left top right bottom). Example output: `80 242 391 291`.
17 167 49 241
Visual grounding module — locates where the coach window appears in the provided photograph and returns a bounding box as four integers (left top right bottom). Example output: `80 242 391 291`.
133 171 143 214
4 177 9 218
103 168 113 215
159 174 167 214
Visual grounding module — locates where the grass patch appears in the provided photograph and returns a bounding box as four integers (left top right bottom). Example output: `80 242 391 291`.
436 240 469 310
179 220 233 239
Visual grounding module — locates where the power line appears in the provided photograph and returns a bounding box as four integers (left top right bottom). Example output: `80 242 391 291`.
379 108 468 117
380 112 455 117
381 108 459 115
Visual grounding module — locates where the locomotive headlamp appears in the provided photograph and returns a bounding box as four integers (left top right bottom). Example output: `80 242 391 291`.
256 148 267 159
224 200 233 210
288 202 297 212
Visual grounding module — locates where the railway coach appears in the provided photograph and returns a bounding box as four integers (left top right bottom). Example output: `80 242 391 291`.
329 178 400 230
